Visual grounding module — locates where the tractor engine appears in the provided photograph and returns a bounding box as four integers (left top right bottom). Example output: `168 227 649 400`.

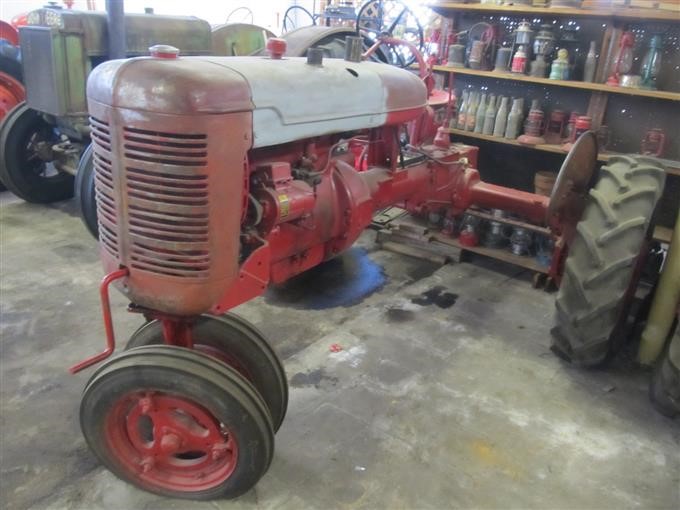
86 46 514 318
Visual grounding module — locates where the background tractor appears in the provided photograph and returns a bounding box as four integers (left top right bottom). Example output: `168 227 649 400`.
0 6 274 236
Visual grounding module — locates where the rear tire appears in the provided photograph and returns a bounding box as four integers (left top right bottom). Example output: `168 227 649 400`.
0 102 74 203
75 143 98 238
551 155 666 366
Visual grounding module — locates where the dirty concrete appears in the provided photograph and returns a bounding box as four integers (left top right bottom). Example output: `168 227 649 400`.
0 193 678 510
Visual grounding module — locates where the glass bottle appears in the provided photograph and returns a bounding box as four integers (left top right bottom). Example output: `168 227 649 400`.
505 98 523 139
455 89 469 129
583 41 597 83
482 94 497 135
474 93 488 133
493 97 509 137
640 35 662 90
465 91 479 132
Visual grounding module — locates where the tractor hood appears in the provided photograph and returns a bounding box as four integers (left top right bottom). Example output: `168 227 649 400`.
87 55 428 148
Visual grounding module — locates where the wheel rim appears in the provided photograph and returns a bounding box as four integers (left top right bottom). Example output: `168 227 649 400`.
23 124 59 179
0 72 24 122
104 390 239 492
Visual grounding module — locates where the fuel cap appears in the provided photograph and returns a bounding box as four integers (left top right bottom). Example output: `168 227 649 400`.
149 44 180 59
266 38 287 60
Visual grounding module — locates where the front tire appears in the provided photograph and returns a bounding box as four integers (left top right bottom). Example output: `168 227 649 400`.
80 346 275 500
551 155 666 366
126 314 288 432
0 102 74 203
75 143 98 238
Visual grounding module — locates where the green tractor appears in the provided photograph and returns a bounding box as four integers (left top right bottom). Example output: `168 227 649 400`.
0 6 273 236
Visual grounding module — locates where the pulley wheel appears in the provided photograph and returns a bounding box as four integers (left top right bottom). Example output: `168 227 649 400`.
547 131 598 228
80 346 274 499
126 314 288 432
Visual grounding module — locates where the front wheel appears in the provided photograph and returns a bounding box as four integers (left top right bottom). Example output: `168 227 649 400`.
80 346 275 499
0 102 74 203
551 155 666 366
75 143 98 238
126 314 288 432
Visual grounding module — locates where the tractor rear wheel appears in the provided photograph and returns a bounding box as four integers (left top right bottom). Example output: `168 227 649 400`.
0 102 74 203
126 314 288 432
75 143 98 238
551 155 665 366
80 346 274 499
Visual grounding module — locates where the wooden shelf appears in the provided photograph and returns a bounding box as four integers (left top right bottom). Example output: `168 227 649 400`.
654 226 673 244
431 232 551 274
444 128 680 176
429 2 680 22
444 126 609 159
432 66 680 102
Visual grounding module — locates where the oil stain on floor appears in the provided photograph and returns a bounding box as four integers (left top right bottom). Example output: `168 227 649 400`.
265 247 386 310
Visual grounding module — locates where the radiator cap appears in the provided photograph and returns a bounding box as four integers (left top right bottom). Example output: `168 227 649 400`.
149 44 180 59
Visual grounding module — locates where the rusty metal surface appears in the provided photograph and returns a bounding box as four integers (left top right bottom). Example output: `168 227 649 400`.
21 8 213 119
87 58 254 115
25 8 212 57
547 131 598 227
87 55 427 147
89 101 252 316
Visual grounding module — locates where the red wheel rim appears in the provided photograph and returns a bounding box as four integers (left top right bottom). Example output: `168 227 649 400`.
0 72 25 123
104 391 238 492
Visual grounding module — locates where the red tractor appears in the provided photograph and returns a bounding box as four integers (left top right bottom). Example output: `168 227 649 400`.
71 38 665 499
0 20 25 123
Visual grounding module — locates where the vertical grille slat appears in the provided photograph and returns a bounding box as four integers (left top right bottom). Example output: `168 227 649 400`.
90 117 118 258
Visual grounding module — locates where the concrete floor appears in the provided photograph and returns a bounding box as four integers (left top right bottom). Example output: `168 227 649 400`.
1 192 678 510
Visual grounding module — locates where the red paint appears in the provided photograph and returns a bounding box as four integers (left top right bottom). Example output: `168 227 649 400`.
330 344 343 353
0 72 25 123
0 20 18 46
266 38 287 59
69 268 129 374
104 392 238 492
459 229 478 247
149 45 180 59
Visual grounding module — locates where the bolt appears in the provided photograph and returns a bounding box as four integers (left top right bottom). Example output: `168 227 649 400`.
140 456 154 473
138 397 152 415
211 442 229 461
160 433 181 453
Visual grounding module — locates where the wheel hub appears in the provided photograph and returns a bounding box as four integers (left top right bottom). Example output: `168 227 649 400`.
547 131 598 230
105 391 238 491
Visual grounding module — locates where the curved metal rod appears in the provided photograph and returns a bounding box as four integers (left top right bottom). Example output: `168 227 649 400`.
69 268 129 374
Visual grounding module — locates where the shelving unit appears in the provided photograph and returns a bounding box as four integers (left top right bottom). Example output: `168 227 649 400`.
426 1 679 255
428 2 680 22
432 66 680 101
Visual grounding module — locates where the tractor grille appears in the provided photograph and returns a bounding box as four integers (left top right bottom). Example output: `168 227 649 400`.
91 119 213 278
90 117 119 259
122 127 211 279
